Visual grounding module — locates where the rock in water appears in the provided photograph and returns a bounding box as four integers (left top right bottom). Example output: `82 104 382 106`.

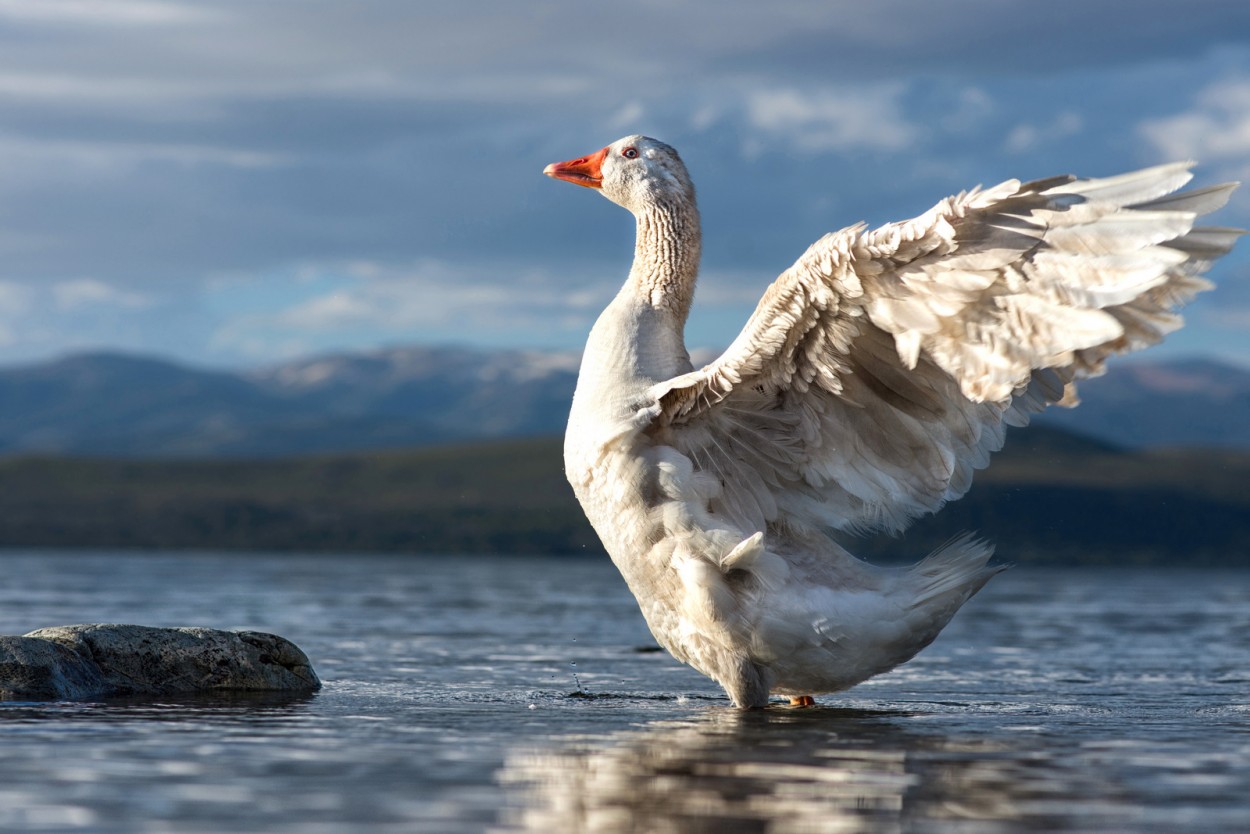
0 635 106 700
0 624 320 701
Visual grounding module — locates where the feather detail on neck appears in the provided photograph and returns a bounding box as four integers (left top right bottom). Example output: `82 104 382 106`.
630 196 701 323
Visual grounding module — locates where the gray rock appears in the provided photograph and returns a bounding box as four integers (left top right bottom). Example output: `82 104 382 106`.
0 636 107 700
0 624 320 701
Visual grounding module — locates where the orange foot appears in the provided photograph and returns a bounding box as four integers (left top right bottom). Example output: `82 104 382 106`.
789 695 816 707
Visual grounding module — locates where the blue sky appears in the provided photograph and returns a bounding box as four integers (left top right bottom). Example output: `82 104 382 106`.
1 0 1249 368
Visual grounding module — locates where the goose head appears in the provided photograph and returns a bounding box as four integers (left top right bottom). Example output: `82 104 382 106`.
544 135 695 214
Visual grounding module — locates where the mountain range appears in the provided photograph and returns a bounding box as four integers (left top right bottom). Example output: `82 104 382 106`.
1 347 1248 457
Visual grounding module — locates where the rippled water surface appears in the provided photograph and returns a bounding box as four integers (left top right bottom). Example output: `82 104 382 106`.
0 551 1247 833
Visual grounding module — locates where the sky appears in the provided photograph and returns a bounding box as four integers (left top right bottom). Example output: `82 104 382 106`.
1 0 1250 369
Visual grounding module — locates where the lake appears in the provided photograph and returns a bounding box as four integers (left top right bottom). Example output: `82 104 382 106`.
0 551 1247 833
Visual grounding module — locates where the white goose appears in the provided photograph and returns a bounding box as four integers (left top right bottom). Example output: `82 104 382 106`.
544 136 1239 708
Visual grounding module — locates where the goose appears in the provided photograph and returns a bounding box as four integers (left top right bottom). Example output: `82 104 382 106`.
543 135 1240 708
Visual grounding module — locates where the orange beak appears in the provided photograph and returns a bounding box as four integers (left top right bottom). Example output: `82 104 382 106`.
543 147 609 189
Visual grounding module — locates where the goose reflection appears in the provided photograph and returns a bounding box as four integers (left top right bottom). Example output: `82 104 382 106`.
496 706 1105 833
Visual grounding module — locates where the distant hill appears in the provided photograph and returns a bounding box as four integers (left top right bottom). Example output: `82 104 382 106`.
0 347 578 457
1033 358 1250 448
2 426 1248 565
0 347 1247 456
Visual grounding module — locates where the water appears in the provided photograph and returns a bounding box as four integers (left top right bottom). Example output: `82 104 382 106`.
0 551 1247 833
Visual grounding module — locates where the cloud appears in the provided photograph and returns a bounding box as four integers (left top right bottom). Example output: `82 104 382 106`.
608 101 647 131
206 258 620 361
0 134 289 180
0 0 216 27
0 280 35 347
1004 112 1084 154
1139 78 1250 164
0 72 201 104
717 0 1250 81
52 278 153 311
0 277 181 360
743 85 917 155
937 87 995 134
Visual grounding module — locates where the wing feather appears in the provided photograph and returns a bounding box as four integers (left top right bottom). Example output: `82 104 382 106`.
645 164 1241 536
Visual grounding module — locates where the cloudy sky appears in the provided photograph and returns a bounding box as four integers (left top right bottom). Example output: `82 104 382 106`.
1 0 1249 369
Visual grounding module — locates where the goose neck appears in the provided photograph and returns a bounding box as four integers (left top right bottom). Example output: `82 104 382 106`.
629 197 701 321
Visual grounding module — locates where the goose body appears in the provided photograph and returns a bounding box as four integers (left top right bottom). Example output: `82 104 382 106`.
544 136 1239 708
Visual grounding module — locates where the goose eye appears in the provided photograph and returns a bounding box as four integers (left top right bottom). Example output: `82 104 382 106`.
622 147 639 159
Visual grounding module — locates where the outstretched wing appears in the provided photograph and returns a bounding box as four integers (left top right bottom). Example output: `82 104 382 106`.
645 163 1240 536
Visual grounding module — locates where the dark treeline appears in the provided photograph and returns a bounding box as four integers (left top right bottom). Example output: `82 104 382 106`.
1 427 1248 566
